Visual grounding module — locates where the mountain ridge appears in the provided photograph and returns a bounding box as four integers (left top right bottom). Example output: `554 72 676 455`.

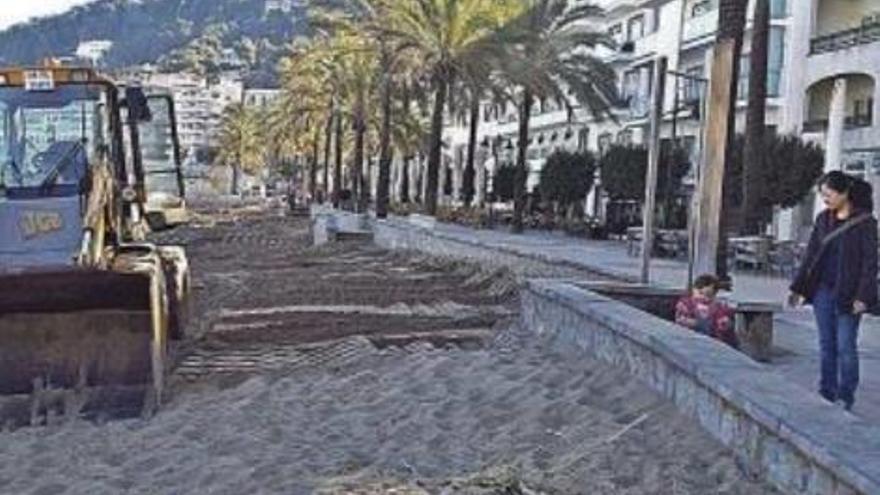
0 0 309 86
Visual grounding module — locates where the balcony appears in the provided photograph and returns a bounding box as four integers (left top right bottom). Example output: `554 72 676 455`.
605 32 659 64
802 115 873 133
810 22 880 55
683 12 718 44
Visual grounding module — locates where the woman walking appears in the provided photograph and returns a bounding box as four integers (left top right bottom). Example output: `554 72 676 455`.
790 171 878 411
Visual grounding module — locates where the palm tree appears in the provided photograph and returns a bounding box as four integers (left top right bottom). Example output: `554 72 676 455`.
277 38 338 203
217 103 265 195
496 0 618 233
374 0 521 216
450 66 499 206
311 1 434 217
741 0 770 234
279 31 378 207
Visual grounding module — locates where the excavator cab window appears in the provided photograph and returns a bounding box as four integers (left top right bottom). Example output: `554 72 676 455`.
138 95 185 201
0 84 108 199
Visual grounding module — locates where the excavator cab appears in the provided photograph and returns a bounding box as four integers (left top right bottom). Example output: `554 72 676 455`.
0 66 188 425
139 93 187 230
0 70 125 268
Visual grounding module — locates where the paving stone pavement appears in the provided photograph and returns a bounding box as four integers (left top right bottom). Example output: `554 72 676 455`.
424 221 880 424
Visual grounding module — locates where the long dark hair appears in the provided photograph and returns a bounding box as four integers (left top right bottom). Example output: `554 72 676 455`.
819 171 874 212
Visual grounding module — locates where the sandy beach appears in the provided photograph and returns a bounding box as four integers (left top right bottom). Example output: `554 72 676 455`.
0 327 779 494
0 212 779 494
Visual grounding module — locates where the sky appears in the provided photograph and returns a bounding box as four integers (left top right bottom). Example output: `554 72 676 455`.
0 0 96 30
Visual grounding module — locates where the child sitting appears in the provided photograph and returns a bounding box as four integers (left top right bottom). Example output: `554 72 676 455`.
675 274 738 348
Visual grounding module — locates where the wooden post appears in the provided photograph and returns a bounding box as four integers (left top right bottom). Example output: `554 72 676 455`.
693 41 736 277
640 56 668 283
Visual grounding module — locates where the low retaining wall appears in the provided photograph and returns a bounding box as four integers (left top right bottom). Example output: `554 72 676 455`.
372 218 615 280
370 216 880 495
523 280 880 495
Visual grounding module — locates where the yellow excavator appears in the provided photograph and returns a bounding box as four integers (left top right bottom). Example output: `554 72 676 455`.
0 64 189 424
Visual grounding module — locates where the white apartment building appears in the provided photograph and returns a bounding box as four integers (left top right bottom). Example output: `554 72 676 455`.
75 40 113 67
437 0 880 241
122 70 243 156
265 0 297 15
243 88 282 109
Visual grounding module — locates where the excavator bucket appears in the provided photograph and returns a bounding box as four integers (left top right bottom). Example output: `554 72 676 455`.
0 260 173 425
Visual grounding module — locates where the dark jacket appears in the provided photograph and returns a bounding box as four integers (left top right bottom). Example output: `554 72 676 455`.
790 209 879 312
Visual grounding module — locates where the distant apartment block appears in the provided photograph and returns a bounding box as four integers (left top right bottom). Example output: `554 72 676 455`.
116 67 243 163
243 88 281 109
265 0 296 15
75 40 113 66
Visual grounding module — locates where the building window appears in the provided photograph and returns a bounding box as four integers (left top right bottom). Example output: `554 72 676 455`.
617 130 634 146
770 0 786 19
691 0 713 18
627 14 645 41
738 29 781 98
598 133 613 154
608 24 624 45
622 65 652 117
578 128 590 151
767 27 785 96
622 70 640 102
682 65 705 103
738 27 785 99
853 98 874 127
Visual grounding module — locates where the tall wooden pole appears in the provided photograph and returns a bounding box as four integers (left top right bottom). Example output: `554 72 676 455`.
640 56 668 283
693 43 735 277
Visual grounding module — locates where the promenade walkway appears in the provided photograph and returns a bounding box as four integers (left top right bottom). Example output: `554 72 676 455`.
427 221 880 422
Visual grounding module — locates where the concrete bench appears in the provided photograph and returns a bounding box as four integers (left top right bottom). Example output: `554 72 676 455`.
312 211 372 245
577 282 781 362
723 300 782 363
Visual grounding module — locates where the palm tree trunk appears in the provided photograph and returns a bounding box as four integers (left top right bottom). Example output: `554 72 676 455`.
322 112 333 204
425 72 449 215
231 162 240 195
354 89 366 212
377 58 393 218
401 156 411 203
742 0 770 235
333 110 343 208
309 131 319 202
232 124 242 196
415 154 424 204
464 92 480 206
512 89 534 234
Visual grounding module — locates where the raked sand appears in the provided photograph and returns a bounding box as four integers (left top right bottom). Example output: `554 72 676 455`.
0 326 778 495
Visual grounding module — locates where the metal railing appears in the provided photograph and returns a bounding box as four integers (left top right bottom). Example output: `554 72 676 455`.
802 115 873 132
810 22 880 55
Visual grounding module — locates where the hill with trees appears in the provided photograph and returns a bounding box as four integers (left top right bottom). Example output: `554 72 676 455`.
0 0 310 86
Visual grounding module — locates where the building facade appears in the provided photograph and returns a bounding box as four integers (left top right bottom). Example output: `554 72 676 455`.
243 88 282 109
435 0 880 240
75 40 114 67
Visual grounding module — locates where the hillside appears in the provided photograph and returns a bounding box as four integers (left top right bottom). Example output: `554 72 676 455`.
0 0 309 86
